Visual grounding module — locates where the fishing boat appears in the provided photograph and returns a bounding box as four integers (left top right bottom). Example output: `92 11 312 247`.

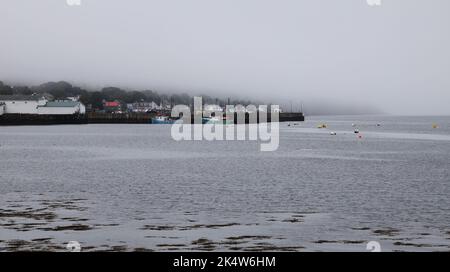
151 116 175 124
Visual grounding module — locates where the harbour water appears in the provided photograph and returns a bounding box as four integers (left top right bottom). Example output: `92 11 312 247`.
0 115 449 252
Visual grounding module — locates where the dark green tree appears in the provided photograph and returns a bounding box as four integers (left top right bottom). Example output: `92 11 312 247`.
0 81 13 95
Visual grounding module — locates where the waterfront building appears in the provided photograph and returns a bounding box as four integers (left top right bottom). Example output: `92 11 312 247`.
38 100 86 115
0 95 86 115
130 101 161 113
204 104 223 112
203 104 224 117
0 94 48 114
103 101 122 113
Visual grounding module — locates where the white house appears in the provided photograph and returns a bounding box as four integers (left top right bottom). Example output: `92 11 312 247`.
150 101 160 110
0 95 48 114
0 95 86 115
130 101 161 112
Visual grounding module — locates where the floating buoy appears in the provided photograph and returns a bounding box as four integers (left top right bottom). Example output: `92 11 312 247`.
287 123 291 127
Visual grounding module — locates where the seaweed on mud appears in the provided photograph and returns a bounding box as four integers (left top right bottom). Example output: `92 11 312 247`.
98 245 129 252
220 240 247 245
191 238 217 251
93 223 120 227
313 240 366 244
180 223 239 230
386 237 414 241
133 248 154 252
226 235 272 241
373 228 400 236
31 238 52 242
144 235 180 239
3 223 47 232
191 238 214 245
37 224 93 231
140 225 176 231
60 217 90 222
393 242 433 248
282 218 303 223
0 222 17 227
0 208 57 221
2 239 65 252
228 246 243 251
0 198 88 227
140 223 240 231
40 201 87 211
393 241 450 249
191 245 216 251
242 245 304 252
157 244 187 248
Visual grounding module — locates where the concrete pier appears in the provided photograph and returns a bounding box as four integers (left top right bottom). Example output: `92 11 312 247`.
0 112 304 125
0 114 88 126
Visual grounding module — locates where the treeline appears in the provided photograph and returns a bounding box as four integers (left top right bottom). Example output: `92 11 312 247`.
0 81 257 110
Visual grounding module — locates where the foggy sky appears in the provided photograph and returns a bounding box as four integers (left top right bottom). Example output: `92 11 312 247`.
1 0 449 115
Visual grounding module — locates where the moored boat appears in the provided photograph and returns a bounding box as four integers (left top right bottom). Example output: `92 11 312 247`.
151 116 175 124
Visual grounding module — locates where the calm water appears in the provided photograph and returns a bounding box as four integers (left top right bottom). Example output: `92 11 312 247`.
1 115 449 252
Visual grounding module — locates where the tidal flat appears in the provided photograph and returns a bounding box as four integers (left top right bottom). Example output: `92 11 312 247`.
1 115 450 251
